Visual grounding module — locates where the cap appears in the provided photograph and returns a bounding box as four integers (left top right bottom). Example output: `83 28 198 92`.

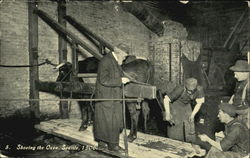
218 103 237 117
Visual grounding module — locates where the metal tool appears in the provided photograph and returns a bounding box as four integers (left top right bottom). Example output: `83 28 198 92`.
122 84 129 157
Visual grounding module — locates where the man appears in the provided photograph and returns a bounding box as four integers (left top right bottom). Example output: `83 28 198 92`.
94 46 130 153
163 78 205 142
228 60 249 128
199 103 249 158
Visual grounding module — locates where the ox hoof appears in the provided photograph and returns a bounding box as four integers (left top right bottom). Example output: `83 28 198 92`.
78 123 88 131
128 134 137 142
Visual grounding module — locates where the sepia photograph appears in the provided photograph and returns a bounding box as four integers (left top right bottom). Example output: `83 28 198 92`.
0 0 249 157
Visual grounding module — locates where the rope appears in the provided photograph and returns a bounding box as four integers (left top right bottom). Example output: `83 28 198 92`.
0 59 57 68
0 98 142 102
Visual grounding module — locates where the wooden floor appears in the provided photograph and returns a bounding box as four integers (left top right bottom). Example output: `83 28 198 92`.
35 119 206 158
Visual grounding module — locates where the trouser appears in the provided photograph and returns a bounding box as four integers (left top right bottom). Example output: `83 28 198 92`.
206 147 246 158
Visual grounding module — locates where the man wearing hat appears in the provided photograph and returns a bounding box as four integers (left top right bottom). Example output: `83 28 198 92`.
162 77 205 142
199 103 249 158
94 46 130 153
228 60 249 128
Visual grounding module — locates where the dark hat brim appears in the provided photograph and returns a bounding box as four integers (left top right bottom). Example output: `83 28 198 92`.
229 66 250 72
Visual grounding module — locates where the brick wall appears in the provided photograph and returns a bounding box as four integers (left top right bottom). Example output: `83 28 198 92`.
0 1 154 118
149 20 201 92
0 1 30 118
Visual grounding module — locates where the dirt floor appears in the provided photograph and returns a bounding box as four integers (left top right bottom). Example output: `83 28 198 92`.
0 90 227 158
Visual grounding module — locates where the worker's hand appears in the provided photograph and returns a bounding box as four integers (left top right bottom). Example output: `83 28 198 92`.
198 134 209 142
122 77 130 84
189 114 195 122
162 112 174 124
228 99 233 104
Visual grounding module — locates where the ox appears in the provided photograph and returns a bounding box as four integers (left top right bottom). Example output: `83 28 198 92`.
56 56 154 142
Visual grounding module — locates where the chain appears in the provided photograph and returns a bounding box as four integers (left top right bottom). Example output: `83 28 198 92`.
0 59 57 68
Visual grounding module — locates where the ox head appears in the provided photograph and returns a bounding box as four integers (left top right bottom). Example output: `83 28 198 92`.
55 62 72 82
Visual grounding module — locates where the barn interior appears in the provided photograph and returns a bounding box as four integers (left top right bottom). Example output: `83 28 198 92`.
0 0 249 158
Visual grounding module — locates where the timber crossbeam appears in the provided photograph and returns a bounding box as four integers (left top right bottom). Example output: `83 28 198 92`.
34 9 103 60
36 80 95 95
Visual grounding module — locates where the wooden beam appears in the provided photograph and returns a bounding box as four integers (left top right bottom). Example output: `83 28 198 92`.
58 0 69 119
36 81 95 95
64 16 100 49
34 9 103 60
121 2 164 36
58 0 67 63
77 73 97 78
223 8 248 48
28 0 40 120
71 43 78 77
64 16 114 51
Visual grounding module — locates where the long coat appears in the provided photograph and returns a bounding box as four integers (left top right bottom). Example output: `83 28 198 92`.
94 53 124 144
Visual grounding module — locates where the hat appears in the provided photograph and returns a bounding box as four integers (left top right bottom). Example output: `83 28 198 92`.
218 103 237 117
185 78 198 90
229 60 250 72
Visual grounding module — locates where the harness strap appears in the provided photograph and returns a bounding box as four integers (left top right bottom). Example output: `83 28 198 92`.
241 80 249 105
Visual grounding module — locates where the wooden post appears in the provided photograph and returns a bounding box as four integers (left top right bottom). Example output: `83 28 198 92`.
58 0 69 119
58 0 67 63
72 43 78 77
28 0 40 121
168 43 172 82
179 42 182 84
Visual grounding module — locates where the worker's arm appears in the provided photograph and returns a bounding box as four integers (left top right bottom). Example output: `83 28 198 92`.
190 97 205 122
228 95 234 104
198 134 223 151
163 95 172 121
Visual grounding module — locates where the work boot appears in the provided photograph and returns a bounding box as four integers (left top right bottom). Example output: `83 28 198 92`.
78 121 88 131
98 141 108 150
128 134 137 142
108 143 125 153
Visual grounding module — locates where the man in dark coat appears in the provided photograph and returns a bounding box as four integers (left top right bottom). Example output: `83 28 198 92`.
94 46 130 153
